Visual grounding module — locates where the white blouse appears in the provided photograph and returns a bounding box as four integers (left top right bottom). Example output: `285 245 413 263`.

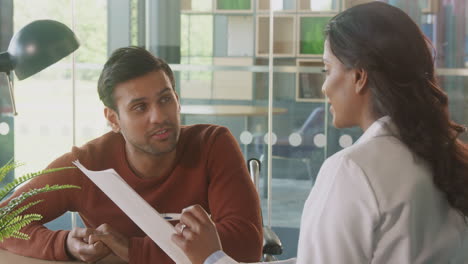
297 116 468 263
207 117 468 264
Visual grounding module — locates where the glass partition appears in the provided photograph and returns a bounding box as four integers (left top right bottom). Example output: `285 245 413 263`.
10 0 108 176
0 0 466 259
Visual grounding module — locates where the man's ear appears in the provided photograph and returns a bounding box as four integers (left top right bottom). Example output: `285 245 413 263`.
175 91 181 112
354 68 368 95
104 107 120 133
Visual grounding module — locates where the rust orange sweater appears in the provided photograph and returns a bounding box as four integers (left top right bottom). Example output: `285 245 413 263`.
0 124 263 263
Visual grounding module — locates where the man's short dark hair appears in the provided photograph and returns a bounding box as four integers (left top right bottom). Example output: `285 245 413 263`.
97 46 175 111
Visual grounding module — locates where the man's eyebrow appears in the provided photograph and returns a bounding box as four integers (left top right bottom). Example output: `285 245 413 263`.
127 87 173 105
158 87 172 95
128 97 145 105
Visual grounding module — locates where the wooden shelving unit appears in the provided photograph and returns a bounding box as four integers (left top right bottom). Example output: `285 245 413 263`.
213 57 254 100
214 0 253 13
180 0 342 102
256 0 296 13
342 0 374 10
226 16 254 56
256 14 296 57
181 0 213 13
297 14 333 57
298 0 339 12
181 0 192 11
296 59 326 102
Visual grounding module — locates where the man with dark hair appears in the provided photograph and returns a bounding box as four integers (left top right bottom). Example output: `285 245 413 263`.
0 46 263 263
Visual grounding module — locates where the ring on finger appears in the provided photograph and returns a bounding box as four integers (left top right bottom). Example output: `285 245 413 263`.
180 224 187 234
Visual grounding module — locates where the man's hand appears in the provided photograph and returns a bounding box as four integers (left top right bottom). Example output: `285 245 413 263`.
66 227 111 263
89 223 130 262
96 253 128 264
171 205 222 264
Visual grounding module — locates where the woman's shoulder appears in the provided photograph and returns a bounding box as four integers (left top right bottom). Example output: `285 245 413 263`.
332 135 412 170
328 135 433 207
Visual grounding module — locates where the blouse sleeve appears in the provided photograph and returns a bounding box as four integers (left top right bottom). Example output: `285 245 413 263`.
296 155 380 264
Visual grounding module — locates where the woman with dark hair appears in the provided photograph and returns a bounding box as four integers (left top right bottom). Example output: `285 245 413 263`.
171 2 468 264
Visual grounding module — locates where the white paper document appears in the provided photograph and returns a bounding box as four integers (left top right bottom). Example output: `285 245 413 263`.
237 258 296 264
72 160 191 264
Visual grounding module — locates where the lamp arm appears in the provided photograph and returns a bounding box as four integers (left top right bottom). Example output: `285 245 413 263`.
6 74 18 116
0 52 13 73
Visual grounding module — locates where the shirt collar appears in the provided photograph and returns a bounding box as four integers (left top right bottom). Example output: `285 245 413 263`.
355 116 397 145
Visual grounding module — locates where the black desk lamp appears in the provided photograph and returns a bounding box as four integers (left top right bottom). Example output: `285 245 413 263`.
0 20 80 115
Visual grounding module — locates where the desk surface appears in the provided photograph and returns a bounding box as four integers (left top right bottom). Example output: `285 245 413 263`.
0 249 76 263
0 249 121 264
181 105 288 116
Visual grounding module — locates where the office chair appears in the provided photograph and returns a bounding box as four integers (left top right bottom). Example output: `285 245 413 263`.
247 158 283 262
255 107 325 182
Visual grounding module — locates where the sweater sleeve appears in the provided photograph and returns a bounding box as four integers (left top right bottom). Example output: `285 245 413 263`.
0 153 84 261
205 127 263 262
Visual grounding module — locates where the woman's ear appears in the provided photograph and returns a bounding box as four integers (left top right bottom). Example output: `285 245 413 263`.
354 68 369 95
104 107 120 133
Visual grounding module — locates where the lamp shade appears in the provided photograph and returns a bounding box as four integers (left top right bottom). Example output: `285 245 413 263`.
0 20 79 80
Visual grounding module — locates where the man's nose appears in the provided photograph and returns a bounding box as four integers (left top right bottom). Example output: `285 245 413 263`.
148 105 165 123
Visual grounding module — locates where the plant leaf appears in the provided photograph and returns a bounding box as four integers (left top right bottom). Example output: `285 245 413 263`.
0 167 76 202
0 200 43 230
0 159 23 183
9 230 30 240
0 184 80 220
0 163 81 242
0 214 42 242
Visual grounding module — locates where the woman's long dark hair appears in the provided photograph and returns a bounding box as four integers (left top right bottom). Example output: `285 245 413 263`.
325 2 468 216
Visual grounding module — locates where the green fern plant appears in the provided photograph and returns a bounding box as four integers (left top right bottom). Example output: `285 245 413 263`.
0 160 79 242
